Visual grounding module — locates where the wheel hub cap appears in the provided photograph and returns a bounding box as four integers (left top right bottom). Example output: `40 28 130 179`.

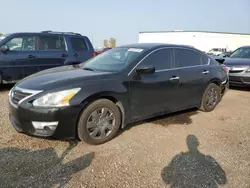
206 88 218 109
86 108 116 140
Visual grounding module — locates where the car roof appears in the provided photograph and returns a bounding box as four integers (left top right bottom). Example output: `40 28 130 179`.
237 45 250 48
6 32 86 37
118 43 195 50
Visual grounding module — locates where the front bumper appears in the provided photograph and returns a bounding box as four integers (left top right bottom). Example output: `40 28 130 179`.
8 100 82 139
229 74 250 87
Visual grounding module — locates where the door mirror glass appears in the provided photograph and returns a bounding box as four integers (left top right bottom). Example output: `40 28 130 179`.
136 66 155 74
0 45 9 52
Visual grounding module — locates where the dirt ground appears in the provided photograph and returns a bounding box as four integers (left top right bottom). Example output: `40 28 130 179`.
0 85 249 188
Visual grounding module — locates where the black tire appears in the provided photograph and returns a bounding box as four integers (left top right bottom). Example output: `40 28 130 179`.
77 99 121 145
199 83 221 112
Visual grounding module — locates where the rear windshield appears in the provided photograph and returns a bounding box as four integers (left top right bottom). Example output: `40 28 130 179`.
82 47 145 72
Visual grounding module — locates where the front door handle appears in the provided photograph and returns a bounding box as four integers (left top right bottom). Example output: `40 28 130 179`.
28 55 36 59
202 70 209 74
169 76 180 81
61 54 68 57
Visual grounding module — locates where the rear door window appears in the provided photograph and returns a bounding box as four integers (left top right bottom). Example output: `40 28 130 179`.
174 48 206 68
140 48 174 70
37 35 66 51
70 37 88 51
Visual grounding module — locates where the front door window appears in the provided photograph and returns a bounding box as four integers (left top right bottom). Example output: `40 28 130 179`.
5 36 35 51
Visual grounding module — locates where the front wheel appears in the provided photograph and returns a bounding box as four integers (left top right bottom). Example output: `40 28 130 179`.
199 83 221 112
77 99 121 145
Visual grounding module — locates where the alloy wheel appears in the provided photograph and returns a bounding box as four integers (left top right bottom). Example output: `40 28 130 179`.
206 88 218 109
86 108 116 140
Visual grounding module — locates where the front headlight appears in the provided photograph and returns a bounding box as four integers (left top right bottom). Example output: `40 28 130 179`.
33 88 81 107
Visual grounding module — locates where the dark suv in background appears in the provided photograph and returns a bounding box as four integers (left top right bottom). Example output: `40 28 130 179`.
0 31 95 84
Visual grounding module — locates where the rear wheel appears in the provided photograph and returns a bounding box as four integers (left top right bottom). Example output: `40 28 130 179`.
199 83 221 112
77 99 121 145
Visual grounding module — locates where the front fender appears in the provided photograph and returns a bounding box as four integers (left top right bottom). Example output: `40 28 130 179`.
71 81 130 128
64 61 81 65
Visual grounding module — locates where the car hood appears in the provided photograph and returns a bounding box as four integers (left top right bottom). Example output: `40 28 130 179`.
16 65 114 90
223 57 250 66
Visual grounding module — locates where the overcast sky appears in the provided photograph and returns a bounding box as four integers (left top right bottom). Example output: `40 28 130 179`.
1 0 250 47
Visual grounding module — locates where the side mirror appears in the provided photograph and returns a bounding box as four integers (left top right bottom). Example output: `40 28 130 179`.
136 66 155 74
215 58 225 64
0 45 9 52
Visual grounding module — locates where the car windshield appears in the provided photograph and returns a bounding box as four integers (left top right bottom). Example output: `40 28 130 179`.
230 47 250 58
82 47 144 72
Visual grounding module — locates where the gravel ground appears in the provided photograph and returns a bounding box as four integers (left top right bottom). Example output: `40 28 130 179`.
0 85 250 188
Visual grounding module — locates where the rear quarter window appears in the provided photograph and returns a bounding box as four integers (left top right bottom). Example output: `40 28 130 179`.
200 54 209 65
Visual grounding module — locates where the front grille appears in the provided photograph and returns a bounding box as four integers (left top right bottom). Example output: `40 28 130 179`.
10 87 43 107
229 70 244 73
227 66 248 74
11 89 32 105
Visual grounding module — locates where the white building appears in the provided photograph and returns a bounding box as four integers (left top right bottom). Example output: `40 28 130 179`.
138 30 250 52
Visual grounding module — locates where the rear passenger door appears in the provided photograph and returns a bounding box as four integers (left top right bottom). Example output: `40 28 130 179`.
173 48 211 108
69 37 93 63
35 35 67 72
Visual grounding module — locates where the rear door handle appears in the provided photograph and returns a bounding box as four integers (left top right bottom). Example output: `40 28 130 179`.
28 55 36 59
169 76 180 81
202 70 209 74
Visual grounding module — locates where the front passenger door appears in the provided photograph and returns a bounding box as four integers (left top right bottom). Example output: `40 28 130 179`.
129 48 182 120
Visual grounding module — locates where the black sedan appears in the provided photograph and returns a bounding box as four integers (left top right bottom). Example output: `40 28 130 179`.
8 43 229 145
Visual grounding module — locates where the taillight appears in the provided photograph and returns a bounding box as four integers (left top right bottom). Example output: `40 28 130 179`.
221 65 229 74
92 52 96 57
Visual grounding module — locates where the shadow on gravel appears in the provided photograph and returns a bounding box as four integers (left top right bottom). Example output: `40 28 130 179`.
229 85 250 92
149 108 198 126
161 135 227 188
119 108 198 135
0 141 94 188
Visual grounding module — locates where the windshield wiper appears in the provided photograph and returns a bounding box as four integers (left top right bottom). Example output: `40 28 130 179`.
83 67 94 71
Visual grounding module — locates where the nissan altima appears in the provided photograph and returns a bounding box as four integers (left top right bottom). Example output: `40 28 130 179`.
223 46 250 87
8 43 229 145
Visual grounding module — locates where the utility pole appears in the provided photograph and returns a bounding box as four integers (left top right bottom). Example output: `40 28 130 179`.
91 36 94 45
